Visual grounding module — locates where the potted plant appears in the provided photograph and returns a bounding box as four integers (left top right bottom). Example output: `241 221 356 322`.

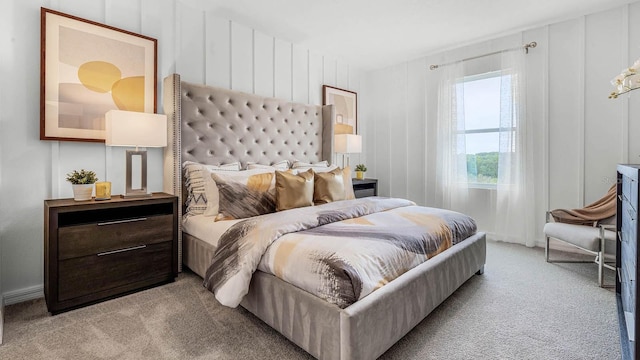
355 164 367 180
66 169 98 201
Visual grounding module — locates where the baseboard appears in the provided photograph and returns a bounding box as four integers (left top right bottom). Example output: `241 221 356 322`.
3 285 44 306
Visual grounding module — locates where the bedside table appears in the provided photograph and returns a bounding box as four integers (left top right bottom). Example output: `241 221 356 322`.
352 178 378 198
44 192 178 314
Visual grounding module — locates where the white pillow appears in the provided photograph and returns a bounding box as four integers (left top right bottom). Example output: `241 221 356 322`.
183 161 240 217
246 160 289 171
291 160 335 173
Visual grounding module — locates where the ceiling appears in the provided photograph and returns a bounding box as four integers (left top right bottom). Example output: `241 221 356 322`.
200 0 638 70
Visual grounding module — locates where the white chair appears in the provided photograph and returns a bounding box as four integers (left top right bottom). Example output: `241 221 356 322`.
543 212 616 287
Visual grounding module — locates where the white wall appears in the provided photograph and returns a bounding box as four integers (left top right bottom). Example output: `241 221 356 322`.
0 0 360 302
361 4 636 245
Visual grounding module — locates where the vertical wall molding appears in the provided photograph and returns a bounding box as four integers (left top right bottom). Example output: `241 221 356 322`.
578 16 586 207
290 43 294 100
622 4 630 164
202 10 206 83
272 38 277 97
252 29 256 94
543 25 551 218
50 142 59 198
228 20 233 89
306 49 310 103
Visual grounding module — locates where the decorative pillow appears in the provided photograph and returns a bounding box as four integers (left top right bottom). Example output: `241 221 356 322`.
342 166 356 200
314 168 346 204
275 169 315 211
211 171 277 220
291 160 338 174
246 160 290 171
183 161 240 217
313 166 356 204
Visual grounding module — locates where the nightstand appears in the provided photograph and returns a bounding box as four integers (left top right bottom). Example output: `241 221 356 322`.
352 178 378 198
44 192 178 314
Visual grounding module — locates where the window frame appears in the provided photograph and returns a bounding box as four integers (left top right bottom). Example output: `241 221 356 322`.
457 70 514 189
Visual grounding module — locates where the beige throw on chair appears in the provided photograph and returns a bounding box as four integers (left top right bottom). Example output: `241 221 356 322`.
549 184 616 226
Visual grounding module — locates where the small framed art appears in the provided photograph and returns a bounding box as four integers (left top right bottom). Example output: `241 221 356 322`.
40 8 157 142
322 85 357 135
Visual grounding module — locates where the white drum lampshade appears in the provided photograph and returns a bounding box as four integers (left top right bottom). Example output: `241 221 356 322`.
335 134 362 168
105 110 167 197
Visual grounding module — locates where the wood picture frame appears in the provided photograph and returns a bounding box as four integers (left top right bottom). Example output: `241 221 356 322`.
40 8 157 142
322 85 357 135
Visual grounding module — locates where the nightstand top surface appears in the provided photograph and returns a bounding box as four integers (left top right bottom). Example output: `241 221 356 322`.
45 192 176 209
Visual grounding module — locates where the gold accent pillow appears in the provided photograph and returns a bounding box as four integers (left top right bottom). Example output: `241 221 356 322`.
314 168 346 204
275 169 314 211
342 166 356 200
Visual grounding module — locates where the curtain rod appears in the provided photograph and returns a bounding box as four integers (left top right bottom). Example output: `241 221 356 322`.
429 41 537 70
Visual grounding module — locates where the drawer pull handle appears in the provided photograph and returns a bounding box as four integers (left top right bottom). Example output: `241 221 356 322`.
97 245 147 256
619 231 625 242
98 217 148 226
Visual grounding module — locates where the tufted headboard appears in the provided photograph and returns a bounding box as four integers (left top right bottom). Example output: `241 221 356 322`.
162 73 335 270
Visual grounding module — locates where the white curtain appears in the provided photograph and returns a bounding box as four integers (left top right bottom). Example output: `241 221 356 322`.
435 61 469 214
493 50 536 246
435 50 536 246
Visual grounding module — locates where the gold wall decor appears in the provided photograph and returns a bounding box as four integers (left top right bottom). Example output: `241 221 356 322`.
40 8 157 142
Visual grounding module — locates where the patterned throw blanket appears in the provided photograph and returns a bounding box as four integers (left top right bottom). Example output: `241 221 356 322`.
204 197 477 308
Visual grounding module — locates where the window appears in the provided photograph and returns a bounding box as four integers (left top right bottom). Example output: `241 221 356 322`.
457 71 513 187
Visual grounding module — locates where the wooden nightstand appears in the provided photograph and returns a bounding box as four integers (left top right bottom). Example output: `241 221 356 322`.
44 192 178 314
352 178 378 198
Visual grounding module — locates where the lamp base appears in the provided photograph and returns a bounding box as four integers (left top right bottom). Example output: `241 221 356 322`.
124 149 150 198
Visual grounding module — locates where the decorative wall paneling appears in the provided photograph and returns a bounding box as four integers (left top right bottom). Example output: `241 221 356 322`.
0 0 360 301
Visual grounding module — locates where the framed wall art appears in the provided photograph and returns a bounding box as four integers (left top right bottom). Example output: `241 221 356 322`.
40 8 157 142
322 85 357 135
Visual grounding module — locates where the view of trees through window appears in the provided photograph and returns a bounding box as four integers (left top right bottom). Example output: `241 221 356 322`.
458 71 510 185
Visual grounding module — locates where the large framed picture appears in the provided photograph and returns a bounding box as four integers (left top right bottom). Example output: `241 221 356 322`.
40 8 157 142
322 85 357 135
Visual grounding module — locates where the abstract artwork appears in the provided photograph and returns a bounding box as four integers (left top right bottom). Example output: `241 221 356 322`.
322 85 357 135
40 8 157 142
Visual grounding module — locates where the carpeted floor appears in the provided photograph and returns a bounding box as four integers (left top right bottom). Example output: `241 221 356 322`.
0 240 620 359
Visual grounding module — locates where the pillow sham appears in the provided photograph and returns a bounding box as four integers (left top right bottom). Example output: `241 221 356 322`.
343 166 356 200
314 168 346 204
211 171 277 220
290 160 335 173
275 169 315 211
313 167 356 203
183 161 241 217
246 160 290 171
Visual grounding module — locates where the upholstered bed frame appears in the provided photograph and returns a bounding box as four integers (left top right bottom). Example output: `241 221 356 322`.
162 74 486 360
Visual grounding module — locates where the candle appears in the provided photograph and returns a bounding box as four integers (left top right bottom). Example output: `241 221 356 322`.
95 181 111 200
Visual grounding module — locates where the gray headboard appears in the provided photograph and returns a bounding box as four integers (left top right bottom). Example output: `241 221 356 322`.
162 73 335 270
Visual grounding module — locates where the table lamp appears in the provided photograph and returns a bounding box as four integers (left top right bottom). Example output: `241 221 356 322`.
105 110 167 197
335 134 362 168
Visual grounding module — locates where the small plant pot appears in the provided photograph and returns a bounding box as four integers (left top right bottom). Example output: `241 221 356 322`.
356 171 365 180
72 184 94 201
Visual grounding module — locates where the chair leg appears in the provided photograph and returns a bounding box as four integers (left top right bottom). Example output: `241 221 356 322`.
599 227 605 288
598 251 604 287
545 236 550 263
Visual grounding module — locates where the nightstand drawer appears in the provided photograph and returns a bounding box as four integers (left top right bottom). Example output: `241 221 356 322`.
355 188 376 198
58 241 172 301
58 214 173 260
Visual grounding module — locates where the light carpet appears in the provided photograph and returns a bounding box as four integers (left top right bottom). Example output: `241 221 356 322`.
0 240 620 359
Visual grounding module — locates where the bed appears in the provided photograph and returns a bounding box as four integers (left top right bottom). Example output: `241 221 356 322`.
162 74 486 360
